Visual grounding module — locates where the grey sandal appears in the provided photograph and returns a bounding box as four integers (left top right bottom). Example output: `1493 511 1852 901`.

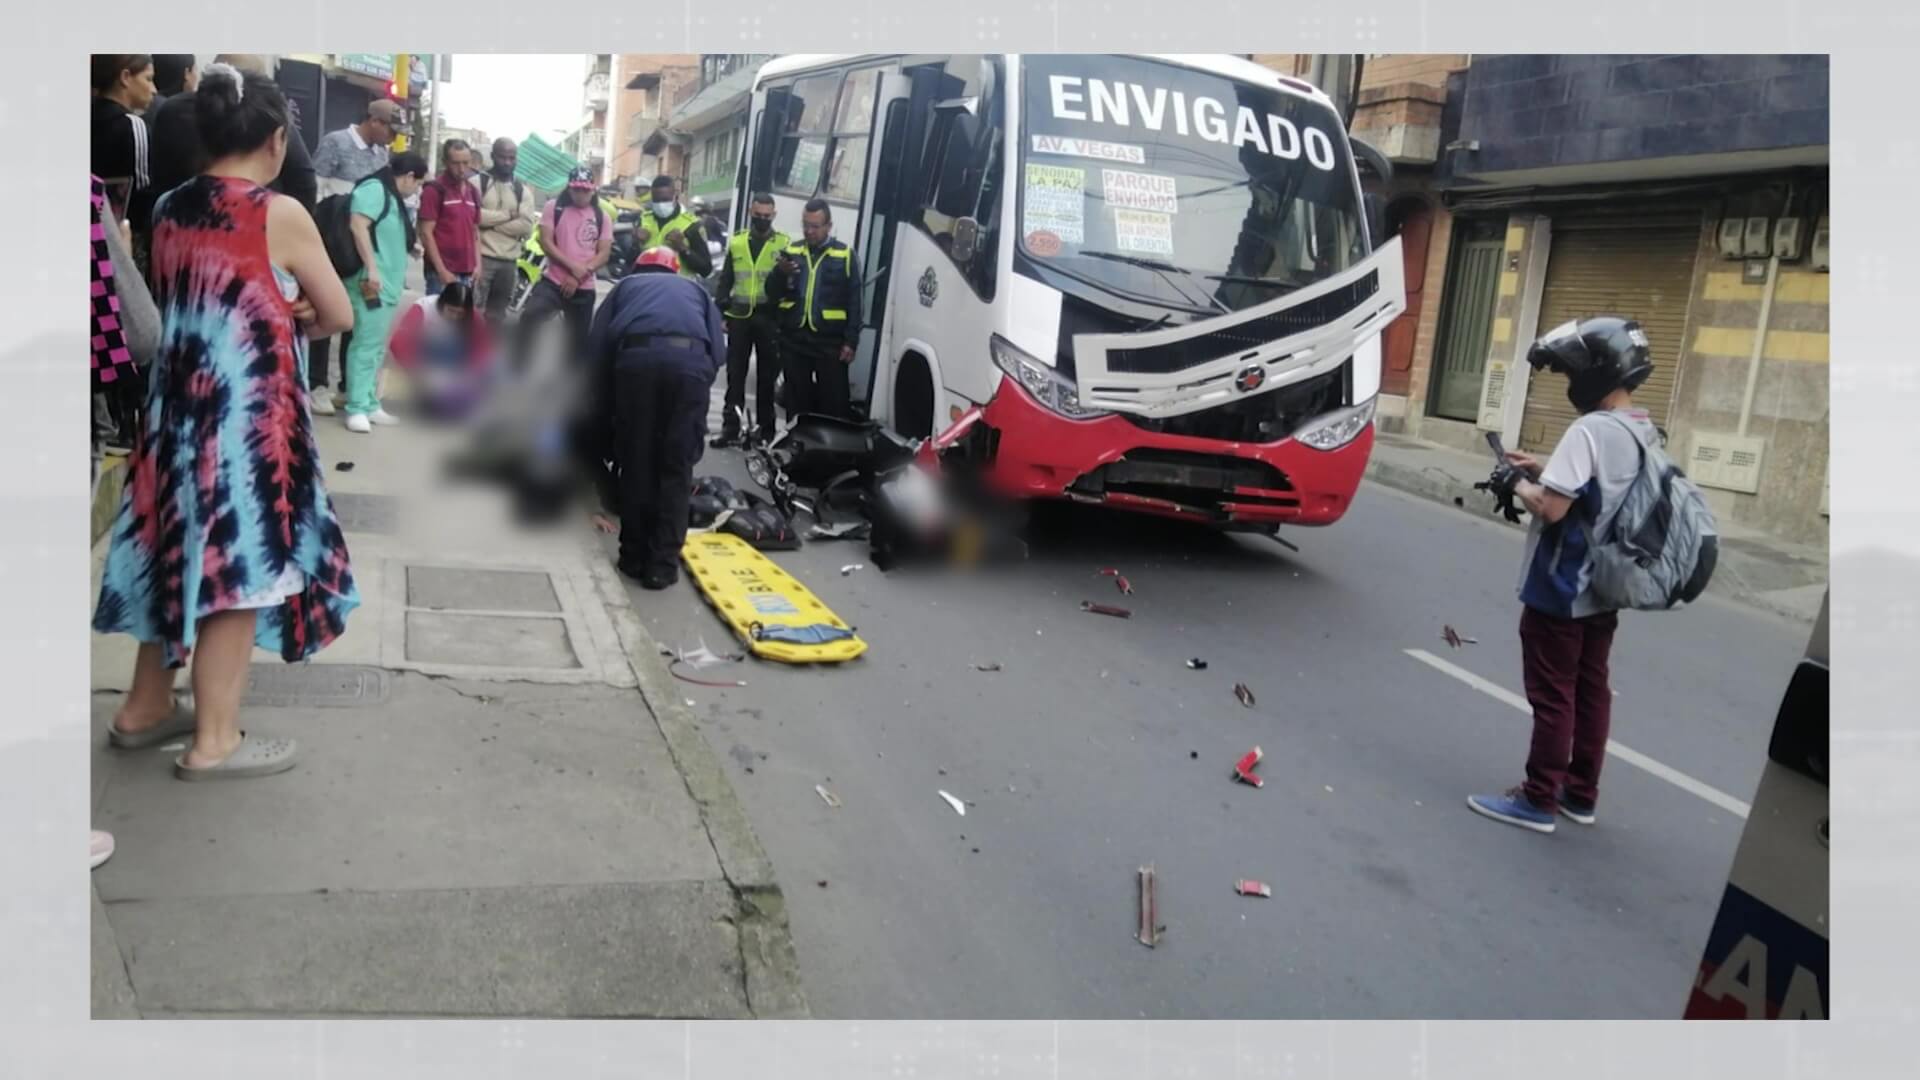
108 695 198 750
173 732 298 781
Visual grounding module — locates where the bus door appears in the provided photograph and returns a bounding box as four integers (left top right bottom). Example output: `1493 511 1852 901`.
841 69 912 419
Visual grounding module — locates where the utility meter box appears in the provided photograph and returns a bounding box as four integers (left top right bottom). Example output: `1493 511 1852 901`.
1717 218 1747 259
1773 218 1804 261
1743 217 1773 258
1808 218 1830 273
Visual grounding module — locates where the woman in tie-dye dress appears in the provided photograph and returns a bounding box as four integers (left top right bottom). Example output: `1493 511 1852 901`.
93 64 359 781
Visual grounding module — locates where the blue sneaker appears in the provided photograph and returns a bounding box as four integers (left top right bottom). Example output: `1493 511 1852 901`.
1467 788 1557 834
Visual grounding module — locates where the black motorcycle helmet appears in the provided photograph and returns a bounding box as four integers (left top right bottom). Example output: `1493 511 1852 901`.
1525 316 1655 414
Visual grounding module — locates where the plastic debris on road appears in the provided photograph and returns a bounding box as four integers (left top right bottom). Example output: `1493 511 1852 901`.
1236 879 1273 899
1137 865 1163 948
335 461 355 472
1186 658 1208 670
972 662 1002 672
938 790 966 816
1081 601 1132 619
806 521 870 541
1442 625 1479 648
841 564 864 576
816 784 842 808
1234 683 1256 708
1233 746 1265 788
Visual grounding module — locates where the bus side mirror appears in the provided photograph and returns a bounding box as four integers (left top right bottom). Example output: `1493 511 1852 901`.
952 217 981 264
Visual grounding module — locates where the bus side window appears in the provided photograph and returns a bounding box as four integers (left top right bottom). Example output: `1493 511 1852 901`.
914 55 1003 301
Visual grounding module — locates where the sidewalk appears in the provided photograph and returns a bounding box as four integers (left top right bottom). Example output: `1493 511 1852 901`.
1364 430 1829 624
89 371 806 1017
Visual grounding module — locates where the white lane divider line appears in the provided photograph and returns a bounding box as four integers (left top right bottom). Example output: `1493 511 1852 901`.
1404 648 1752 819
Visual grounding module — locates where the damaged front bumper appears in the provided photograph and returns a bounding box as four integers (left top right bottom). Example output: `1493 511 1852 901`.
949 375 1375 529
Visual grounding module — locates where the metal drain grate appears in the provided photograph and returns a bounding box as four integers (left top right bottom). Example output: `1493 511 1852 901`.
243 664 392 708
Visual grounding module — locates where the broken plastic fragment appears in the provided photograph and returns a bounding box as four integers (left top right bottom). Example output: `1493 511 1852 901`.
1114 574 1133 595
816 784 842 808
973 662 1002 672
1234 683 1256 708
938 790 967 816
1235 879 1273 899
1137 865 1161 948
1081 601 1132 618
1442 625 1479 648
1233 746 1264 788
1186 658 1208 670
841 564 864 576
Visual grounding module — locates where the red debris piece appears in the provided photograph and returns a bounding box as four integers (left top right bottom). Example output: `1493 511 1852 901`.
1235 880 1273 899
1233 746 1264 788
1082 601 1133 618
1114 574 1134 595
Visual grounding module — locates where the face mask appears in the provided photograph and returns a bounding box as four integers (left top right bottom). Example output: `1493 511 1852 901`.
653 200 677 218
750 218 772 237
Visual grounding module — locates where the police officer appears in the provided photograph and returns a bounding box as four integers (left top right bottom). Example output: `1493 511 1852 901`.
634 174 713 280
769 198 863 420
586 247 727 589
711 192 790 447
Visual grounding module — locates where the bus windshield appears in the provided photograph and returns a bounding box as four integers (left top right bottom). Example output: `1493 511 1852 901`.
1018 55 1366 315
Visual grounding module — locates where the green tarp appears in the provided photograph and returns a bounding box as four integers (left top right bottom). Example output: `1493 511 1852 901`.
515 133 581 196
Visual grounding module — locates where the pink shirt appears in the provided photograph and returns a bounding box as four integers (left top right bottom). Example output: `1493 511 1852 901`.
541 199 604 290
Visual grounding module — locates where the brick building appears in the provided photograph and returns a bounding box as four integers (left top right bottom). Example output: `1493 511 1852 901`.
1253 54 1831 547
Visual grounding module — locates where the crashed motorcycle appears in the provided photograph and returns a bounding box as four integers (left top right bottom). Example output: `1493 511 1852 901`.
740 408 1025 570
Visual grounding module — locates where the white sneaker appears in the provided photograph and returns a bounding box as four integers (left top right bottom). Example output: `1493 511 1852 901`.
309 393 337 416
345 413 373 434
368 408 401 427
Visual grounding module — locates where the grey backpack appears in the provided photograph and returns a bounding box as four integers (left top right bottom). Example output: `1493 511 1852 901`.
1587 413 1720 610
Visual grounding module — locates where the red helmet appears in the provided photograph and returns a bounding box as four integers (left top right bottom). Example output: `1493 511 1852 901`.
634 246 680 274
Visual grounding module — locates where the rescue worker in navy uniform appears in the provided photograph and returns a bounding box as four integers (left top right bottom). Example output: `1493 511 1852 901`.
768 198 863 420
587 246 727 589
711 192 790 447
634 174 714 281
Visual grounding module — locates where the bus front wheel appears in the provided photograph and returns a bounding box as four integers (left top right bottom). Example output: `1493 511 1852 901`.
893 353 935 440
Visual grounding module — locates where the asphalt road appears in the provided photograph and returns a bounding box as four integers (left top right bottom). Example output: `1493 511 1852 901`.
608 387 1811 1020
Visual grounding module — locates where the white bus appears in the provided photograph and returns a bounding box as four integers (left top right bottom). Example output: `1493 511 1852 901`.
735 54 1406 530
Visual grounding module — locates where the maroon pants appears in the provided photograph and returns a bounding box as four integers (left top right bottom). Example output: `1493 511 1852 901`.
1518 606 1619 811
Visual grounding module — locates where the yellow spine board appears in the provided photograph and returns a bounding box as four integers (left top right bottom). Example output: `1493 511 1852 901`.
680 533 868 664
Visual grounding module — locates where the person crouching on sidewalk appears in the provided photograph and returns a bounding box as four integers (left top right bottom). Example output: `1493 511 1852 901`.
585 246 726 589
1467 317 1662 834
389 281 496 422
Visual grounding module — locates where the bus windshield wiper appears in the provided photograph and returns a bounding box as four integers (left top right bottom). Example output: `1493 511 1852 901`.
1076 251 1230 314
1203 272 1313 288
1078 251 1186 274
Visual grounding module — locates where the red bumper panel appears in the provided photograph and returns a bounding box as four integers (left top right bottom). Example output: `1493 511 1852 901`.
973 377 1372 527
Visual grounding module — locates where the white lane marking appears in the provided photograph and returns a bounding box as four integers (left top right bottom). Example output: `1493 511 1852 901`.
1405 648 1752 819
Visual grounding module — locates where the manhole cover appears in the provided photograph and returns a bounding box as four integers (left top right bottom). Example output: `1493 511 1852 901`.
243 664 391 708
329 492 400 535
404 612 581 669
407 566 562 613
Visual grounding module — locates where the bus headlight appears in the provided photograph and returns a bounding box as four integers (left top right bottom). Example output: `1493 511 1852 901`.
1294 397 1376 451
990 335 1109 420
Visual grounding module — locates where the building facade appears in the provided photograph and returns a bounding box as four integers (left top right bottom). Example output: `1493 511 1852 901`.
1254 54 1831 547
604 54 700 196
663 54 773 225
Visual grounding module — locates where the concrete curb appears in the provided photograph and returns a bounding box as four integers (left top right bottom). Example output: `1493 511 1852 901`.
1361 456 1821 624
585 551 811 1020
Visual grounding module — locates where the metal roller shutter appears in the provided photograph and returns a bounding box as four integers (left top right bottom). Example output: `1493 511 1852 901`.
1520 212 1702 453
